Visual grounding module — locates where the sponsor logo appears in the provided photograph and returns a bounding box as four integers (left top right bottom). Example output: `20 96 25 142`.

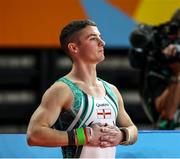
96 103 109 107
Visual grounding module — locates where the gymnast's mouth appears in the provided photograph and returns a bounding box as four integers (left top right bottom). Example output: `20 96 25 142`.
98 49 104 53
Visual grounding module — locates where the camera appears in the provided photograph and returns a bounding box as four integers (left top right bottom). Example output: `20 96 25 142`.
129 20 180 65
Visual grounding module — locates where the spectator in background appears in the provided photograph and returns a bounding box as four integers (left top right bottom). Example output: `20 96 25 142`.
129 9 180 129
27 19 138 158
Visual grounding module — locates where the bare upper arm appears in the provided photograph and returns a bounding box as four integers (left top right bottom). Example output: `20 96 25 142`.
28 82 73 129
110 84 135 127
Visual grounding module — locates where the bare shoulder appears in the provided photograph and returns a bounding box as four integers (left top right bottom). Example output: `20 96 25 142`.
107 82 120 94
43 82 68 99
107 82 124 102
41 81 73 109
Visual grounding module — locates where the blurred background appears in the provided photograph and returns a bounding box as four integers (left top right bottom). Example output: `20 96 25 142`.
0 0 179 133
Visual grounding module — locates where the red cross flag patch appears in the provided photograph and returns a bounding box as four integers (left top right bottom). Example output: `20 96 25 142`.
97 109 111 119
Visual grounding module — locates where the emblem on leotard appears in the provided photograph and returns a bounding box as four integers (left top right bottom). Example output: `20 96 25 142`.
97 109 111 119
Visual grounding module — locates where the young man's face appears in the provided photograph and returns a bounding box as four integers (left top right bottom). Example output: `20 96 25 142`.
74 25 106 64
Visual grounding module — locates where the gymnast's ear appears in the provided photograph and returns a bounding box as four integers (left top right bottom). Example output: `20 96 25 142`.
68 42 79 54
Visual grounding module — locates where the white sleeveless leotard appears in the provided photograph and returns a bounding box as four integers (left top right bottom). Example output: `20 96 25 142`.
53 77 119 158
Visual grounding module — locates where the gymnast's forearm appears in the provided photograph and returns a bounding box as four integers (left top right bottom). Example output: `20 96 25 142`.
27 125 68 147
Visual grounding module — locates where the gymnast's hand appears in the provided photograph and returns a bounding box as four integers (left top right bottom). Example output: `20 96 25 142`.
87 123 124 147
99 124 124 147
87 123 105 146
